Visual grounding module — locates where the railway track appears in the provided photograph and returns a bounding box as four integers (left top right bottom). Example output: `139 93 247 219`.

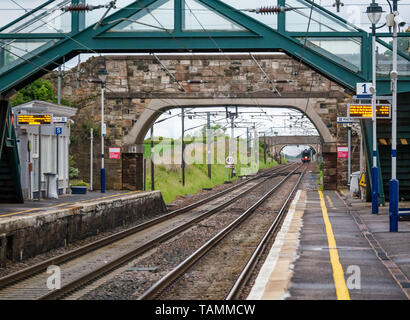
0 163 297 300
138 164 306 300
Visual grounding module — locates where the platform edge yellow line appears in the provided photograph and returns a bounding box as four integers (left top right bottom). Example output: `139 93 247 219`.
318 190 351 300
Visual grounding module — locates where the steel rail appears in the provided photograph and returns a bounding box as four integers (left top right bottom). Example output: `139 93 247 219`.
0 163 293 291
138 164 304 300
33 163 296 300
226 166 307 300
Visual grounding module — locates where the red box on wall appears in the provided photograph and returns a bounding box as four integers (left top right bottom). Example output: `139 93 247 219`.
337 146 349 159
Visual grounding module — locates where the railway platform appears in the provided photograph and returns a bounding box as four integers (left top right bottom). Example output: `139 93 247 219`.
0 190 143 219
248 187 410 300
0 190 166 264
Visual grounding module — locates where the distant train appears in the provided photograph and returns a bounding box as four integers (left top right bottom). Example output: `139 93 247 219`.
301 149 311 163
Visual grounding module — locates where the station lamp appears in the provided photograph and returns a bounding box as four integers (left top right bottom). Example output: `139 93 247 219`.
97 67 109 193
366 1 383 25
366 0 384 215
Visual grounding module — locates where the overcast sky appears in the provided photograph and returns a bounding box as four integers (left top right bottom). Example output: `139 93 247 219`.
1 0 409 154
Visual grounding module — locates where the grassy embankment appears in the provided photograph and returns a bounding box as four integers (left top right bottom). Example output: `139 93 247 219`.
142 140 283 203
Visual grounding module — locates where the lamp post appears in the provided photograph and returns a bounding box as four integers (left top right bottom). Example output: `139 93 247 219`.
97 67 108 193
366 0 384 214
388 0 404 232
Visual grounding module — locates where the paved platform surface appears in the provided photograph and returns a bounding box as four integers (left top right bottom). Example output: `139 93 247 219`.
248 182 410 300
0 190 140 219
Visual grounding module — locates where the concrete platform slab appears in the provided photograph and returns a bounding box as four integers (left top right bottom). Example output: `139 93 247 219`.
247 170 410 300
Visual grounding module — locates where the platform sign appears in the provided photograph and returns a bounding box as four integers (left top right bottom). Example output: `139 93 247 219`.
348 103 391 119
55 127 62 135
109 147 121 159
356 82 372 98
53 116 67 123
337 117 359 124
359 172 366 187
337 146 349 159
17 114 51 125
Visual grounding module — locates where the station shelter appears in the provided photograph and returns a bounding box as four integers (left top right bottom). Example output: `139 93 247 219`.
12 101 77 200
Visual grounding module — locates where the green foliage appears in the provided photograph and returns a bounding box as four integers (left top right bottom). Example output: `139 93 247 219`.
317 160 324 190
71 181 89 187
69 155 79 179
200 124 227 137
83 121 101 138
10 78 74 107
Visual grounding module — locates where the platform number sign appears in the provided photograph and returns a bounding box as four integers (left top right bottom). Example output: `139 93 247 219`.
55 127 62 135
356 82 372 98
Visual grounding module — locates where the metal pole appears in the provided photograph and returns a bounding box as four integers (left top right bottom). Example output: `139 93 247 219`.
207 112 211 179
360 128 364 200
151 126 155 190
181 107 185 186
38 125 41 200
57 65 62 105
143 158 146 191
247 127 250 166
100 83 105 193
230 115 234 178
389 0 399 231
348 126 351 187
263 133 267 164
56 127 59 196
90 127 93 191
253 125 258 165
371 23 379 214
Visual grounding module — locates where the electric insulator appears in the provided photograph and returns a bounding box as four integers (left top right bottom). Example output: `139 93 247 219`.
255 6 283 15
62 4 104 12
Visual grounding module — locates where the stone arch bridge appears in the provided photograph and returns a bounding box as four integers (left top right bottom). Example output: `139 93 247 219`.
51 54 360 190
261 135 322 162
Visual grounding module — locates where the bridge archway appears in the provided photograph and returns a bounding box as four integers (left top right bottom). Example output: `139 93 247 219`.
122 97 336 190
279 144 320 162
124 98 334 147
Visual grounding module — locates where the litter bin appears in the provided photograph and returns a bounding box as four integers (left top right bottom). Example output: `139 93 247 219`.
44 172 58 199
350 171 361 197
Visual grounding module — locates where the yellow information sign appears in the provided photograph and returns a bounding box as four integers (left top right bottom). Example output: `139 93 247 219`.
359 172 366 187
17 114 51 125
348 104 391 119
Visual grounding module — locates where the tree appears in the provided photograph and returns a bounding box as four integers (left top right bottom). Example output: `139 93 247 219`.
200 124 226 137
10 78 73 107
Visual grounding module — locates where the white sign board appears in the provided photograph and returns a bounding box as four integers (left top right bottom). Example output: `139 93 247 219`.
225 156 234 165
337 117 359 123
53 116 67 123
356 82 372 98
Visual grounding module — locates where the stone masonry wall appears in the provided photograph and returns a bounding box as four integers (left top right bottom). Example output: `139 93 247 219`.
45 54 357 190
0 191 166 262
